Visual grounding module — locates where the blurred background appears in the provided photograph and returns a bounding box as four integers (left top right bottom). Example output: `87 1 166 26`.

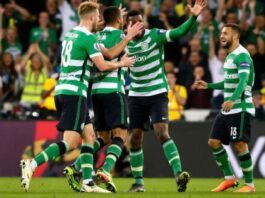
0 0 264 179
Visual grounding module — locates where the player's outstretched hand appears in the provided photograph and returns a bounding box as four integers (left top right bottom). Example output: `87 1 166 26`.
188 0 207 17
126 21 144 41
120 53 135 67
192 80 208 89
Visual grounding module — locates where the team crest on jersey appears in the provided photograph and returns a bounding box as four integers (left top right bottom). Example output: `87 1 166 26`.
141 42 149 50
94 43 100 51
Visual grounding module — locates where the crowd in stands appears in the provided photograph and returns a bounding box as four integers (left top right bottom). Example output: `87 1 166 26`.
0 0 265 121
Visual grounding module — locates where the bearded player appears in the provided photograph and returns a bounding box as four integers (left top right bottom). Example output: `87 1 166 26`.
193 23 256 193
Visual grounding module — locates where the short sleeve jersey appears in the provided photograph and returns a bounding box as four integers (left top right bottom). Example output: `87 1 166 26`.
127 28 171 97
223 45 255 116
55 26 102 98
92 26 127 95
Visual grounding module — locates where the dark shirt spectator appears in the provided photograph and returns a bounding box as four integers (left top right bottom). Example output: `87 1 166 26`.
187 66 212 109
0 52 19 103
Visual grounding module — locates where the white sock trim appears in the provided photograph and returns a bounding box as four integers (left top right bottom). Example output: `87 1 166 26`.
224 175 235 180
30 159 38 171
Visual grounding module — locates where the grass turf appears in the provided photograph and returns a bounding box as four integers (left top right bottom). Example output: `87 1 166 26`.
0 178 264 197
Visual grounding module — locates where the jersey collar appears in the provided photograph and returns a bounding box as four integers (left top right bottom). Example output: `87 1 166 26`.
103 26 118 31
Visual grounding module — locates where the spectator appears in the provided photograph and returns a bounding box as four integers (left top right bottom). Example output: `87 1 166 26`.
2 0 30 30
246 42 265 90
39 73 58 119
244 14 265 47
58 0 81 41
0 52 19 116
167 71 187 121
179 51 210 87
128 0 143 12
188 66 212 109
46 0 62 39
255 74 265 120
1 27 23 63
0 74 3 99
0 52 19 101
19 44 51 110
191 7 219 54
208 25 225 109
29 11 57 57
164 60 175 73
148 0 179 30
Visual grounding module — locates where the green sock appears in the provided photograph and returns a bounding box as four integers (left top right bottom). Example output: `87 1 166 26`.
80 144 94 181
212 146 234 178
162 139 182 176
73 138 106 171
238 151 253 184
34 141 69 166
102 137 123 173
130 148 144 185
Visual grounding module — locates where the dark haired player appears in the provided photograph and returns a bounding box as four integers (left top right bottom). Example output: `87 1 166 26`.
193 23 256 193
125 0 206 193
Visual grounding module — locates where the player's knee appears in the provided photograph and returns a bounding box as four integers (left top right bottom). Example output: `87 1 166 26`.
112 128 128 142
65 139 79 150
234 141 248 154
208 139 221 149
154 125 169 143
98 131 111 144
156 131 170 143
130 129 143 149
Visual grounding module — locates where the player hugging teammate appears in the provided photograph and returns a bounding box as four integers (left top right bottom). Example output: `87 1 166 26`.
19 0 246 194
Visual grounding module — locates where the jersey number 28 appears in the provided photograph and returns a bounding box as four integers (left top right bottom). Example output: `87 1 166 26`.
61 40 73 67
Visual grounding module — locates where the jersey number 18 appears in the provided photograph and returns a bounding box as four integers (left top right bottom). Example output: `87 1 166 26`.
61 40 73 67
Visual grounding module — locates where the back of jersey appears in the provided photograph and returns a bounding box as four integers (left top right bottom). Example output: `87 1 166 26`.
55 26 101 98
92 27 127 95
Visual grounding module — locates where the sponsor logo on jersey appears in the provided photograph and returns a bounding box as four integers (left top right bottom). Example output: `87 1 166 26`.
134 55 147 62
225 72 238 79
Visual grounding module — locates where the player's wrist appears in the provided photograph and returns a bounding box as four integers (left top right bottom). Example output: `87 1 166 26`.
124 35 133 42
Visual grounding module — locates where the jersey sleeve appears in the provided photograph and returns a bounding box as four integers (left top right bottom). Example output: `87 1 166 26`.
236 53 252 75
86 35 102 59
229 53 251 101
153 28 172 46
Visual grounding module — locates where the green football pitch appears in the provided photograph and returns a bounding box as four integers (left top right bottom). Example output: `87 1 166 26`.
0 178 264 198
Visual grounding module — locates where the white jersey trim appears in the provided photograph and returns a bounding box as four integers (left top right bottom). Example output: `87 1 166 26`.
129 88 167 97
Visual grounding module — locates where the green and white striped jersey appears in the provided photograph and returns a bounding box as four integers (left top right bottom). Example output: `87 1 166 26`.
55 26 102 98
92 26 127 95
127 29 171 96
223 44 255 115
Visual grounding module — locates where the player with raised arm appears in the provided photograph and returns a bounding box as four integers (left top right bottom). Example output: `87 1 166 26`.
126 0 206 193
64 6 132 193
193 23 256 193
20 1 138 193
